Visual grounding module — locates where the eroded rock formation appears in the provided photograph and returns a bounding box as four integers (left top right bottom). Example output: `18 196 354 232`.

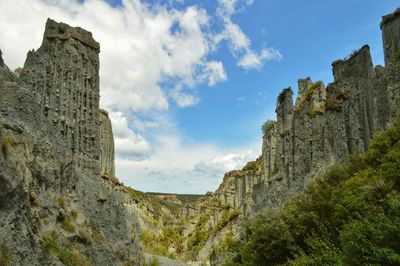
100 109 115 177
0 19 141 265
176 8 400 265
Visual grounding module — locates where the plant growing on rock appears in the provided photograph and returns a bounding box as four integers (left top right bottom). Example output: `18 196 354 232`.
262 120 276 135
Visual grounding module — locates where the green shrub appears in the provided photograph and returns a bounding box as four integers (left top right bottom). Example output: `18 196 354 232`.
307 81 323 93
188 229 208 256
215 209 240 231
57 246 90 266
41 232 90 266
213 232 235 256
140 229 169 257
261 120 276 134
224 118 400 265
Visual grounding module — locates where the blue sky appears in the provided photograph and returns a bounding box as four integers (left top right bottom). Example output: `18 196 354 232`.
1 0 399 194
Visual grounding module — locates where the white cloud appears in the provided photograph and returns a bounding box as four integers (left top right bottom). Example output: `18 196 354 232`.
170 89 199 107
202 61 227 86
215 0 282 69
238 48 282 69
109 111 152 159
116 136 260 193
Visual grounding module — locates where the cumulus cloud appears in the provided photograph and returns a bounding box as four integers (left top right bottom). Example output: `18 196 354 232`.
109 111 152 159
116 136 260 193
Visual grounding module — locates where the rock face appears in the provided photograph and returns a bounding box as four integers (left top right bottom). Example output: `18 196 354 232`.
252 11 400 210
99 109 115 177
212 8 400 214
180 8 400 265
0 19 141 265
18 18 101 173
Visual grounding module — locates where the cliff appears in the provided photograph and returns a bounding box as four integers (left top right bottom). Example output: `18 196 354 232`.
175 8 400 265
0 19 142 265
253 9 400 210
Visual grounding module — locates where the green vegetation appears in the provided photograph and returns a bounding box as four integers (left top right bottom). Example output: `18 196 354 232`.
307 81 323 93
213 232 235 256
186 212 212 258
242 161 257 172
141 229 168 256
278 88 292 103
41 231 90 266
215 209 240 232
261 120 276 135
141 226 184 258
224 118 400 265
188 229 208 258
0 241 13 266
296 81 324 113
239 157 261 174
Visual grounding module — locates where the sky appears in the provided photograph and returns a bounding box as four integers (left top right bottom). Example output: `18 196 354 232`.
0 0 398 194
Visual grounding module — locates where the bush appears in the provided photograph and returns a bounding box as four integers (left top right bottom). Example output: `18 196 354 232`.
225 118 400 265
261 120 276 135
215 209 240 231
307 81 323 93
140 229 169 257
41 232 90 266
188 230 208 257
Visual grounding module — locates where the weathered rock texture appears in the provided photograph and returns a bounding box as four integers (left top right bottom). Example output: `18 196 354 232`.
0 19 141 265
214 8 400 213
18 18 101 173
178 8 400 265
100 109 115 177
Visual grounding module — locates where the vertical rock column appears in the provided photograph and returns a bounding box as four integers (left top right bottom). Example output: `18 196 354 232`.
18 18 101 173
381 9 400 119
275 88 294 182
99 109 115 177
